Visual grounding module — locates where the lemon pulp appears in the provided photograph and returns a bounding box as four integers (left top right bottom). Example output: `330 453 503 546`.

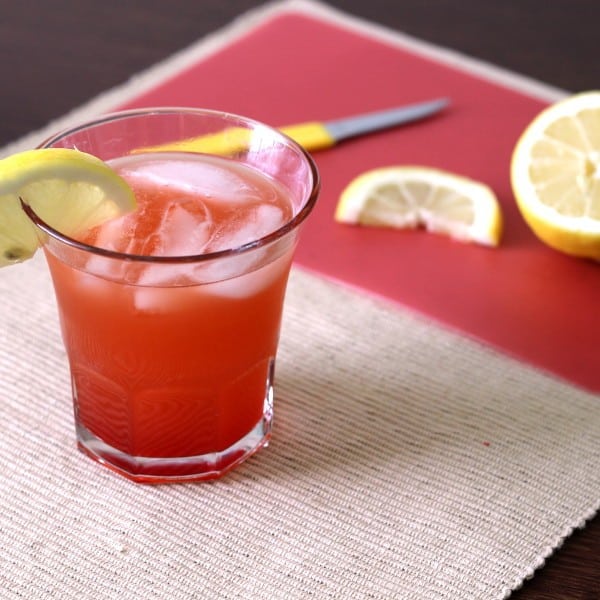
0 148 136 267
511 91 600 259
335 166 502 247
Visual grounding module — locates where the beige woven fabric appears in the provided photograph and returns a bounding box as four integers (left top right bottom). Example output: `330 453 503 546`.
1 256 599 599
0 2 599 598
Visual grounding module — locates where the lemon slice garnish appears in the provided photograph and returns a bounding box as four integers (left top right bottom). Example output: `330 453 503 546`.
511 91 600 260
335 166 502 246
0 148 136 266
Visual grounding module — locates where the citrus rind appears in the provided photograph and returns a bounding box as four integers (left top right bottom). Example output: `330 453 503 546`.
510 91 600 259
0 148 136 267
335 166 502 247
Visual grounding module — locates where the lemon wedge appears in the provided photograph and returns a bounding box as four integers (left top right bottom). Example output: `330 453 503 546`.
335 166 502 246
511 91 600 260
0 148 136 267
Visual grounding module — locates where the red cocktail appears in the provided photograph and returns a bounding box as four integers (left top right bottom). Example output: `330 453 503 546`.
34 109 319 482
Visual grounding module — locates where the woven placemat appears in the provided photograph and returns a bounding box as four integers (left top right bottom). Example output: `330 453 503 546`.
1 256 599 599
0 2 599 598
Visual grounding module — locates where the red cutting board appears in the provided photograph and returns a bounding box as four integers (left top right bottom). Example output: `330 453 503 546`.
116 9 599 393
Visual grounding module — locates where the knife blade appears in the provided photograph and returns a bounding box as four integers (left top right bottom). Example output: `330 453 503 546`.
282 97 450 151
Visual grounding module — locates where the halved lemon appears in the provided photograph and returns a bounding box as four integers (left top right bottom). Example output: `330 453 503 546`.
335 166 502 246
511 91 600 260
0 148 136 267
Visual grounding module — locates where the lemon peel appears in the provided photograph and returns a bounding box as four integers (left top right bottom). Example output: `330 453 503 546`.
335 166 502 246
0 148 136 267
511 91 600 259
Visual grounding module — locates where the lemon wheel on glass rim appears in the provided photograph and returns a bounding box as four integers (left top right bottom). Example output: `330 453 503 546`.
0 148 136 267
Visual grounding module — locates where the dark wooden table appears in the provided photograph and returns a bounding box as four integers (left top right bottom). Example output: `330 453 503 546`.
1 1 598 598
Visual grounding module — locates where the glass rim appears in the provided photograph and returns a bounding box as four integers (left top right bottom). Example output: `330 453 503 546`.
30 107 320 264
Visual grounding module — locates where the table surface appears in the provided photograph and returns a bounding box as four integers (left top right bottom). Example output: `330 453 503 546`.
0 1 598 598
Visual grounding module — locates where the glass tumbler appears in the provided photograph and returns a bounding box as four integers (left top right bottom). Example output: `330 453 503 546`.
29 108 319 483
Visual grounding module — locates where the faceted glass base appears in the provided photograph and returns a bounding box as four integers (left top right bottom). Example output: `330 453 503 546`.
76 411 272 484
74 360 276 483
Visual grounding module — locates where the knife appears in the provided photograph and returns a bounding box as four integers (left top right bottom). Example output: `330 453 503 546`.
282 97 449 151
135 98 450 155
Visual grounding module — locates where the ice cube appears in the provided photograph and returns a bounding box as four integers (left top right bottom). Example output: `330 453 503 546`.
74 268 116 298
204 250 292 299
133 286 179 313
88 214 133 253
152 198 213 257
135 263 197 287
82 194 214 284
208 204 285 253
84 250 128 283
123 157 258 204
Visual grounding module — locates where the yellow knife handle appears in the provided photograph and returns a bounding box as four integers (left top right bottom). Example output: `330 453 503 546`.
280 122 336 151
131 122 335 156
132 128 250 155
